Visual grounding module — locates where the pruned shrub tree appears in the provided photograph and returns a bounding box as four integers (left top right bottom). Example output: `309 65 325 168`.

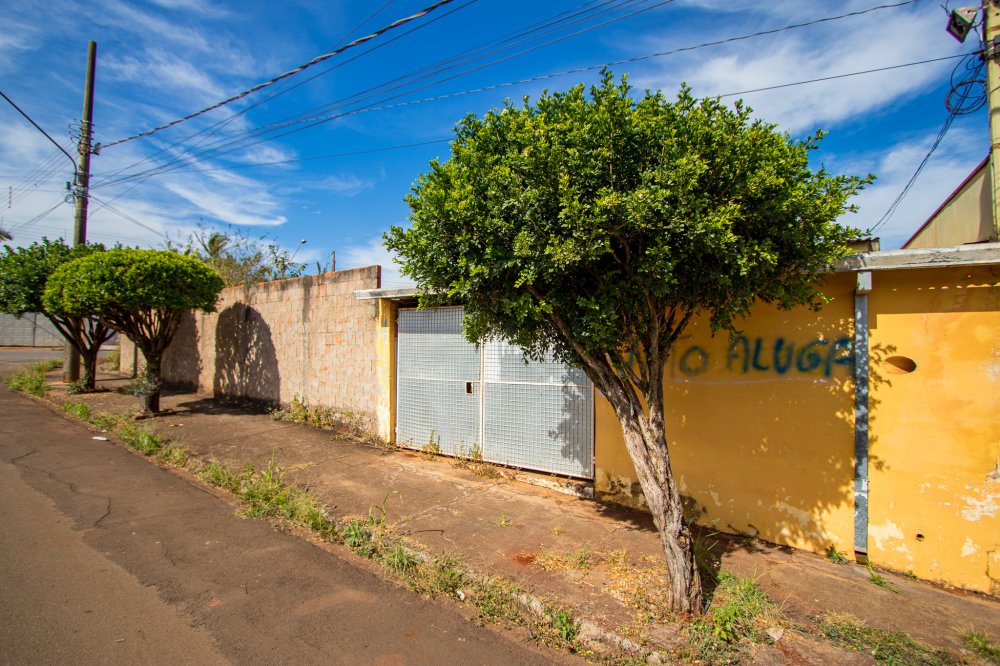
0 239 112 390
386 73 869 613
44 248 224 413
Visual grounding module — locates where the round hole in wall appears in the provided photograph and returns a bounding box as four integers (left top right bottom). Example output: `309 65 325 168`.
884 356 917 374
915 532 925 542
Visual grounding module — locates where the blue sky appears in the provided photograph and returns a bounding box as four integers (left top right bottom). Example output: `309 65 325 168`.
0 0 987 286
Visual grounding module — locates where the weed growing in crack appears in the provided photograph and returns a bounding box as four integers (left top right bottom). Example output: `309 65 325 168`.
961 630 1000 664
270 395 386 448
826 545 850 565
820 613 962 665
866 563 900 594
552 609 579 643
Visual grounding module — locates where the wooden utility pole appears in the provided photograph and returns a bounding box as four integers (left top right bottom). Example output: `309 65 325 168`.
986 3 1000 241
64 41 97 382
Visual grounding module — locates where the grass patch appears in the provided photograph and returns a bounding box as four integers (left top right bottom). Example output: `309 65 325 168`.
118 422 165 455
493 513 512 527
156 444 189 467
867 563 901 594
473 577 526 625
60 400 91 420
90 411 131 431
270 395 384 447
65 379 88 395
4 361 56 396
962 630 1000 664
198 456 338 540
199 461 239 492
820 613 961 665
689 573 781 664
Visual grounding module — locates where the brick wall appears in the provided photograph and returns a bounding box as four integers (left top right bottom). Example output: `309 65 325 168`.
121 266 380 422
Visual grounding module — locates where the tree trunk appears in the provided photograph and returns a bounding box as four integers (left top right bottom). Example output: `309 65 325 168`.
142 352 161 414
81 350 98 391
608 391 703 613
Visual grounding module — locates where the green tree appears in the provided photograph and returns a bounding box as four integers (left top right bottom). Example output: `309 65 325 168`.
176 226 305 286
0 238 113 390
43 248 224 413
386 74 869 613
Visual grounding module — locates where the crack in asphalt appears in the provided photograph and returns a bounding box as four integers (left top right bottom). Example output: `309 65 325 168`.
9 448 39 465
11 457 116 529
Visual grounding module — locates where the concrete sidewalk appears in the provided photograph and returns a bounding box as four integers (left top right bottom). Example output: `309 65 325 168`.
35 371 1000 662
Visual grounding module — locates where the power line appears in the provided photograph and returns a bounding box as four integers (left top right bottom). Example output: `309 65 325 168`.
870 52 985 233
102 0 464 149
0 89 77 174
92 0 643 187
88 193 170 240
89 0 481 188
93 0 920 190
93 52 963 187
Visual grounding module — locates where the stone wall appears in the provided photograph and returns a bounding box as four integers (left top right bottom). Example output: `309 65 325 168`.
121 266 380 421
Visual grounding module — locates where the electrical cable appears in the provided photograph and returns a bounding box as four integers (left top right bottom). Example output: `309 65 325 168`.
88 194 170 241
91 0 632 186
91 52 965 191
101 0 464 149
870 51 985 233
93 0 920 191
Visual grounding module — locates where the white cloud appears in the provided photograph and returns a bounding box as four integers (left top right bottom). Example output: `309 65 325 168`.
165 180 287 227
837 126 986 248
337 235 413 288
630 2 963 134
103 49 227 102
315 174 376 196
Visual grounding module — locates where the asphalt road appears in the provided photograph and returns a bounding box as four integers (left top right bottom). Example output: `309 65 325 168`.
0 387 574 665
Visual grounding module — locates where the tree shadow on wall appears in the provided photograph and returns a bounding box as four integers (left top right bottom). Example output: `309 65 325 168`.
213 303 280 405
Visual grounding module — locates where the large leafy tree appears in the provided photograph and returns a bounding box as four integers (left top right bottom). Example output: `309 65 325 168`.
386 73 869 613
43 248 224 413
0 239 112 390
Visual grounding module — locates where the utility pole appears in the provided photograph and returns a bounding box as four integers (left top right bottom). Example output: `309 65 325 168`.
986 3 1000 241
64 41 97 382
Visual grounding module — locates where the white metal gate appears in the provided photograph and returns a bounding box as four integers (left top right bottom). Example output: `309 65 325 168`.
396 307 594 479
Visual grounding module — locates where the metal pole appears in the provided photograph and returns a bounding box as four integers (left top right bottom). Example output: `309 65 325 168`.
64 41 97 383
986 3 1000 241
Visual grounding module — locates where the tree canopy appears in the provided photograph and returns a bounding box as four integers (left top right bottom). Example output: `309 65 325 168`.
0 238 112 389
44 248 224 411
387 73 869 612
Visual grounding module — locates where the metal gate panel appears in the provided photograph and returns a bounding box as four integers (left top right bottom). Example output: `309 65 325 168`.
482 339 594 479
0 313 63 346
396 308 481 456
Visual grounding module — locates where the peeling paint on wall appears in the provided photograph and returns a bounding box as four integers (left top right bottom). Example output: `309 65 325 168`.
961 483 1000 521
961 537 979 558
869 520 905 552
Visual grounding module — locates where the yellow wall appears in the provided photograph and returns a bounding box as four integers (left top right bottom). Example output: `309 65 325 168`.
594 267 1000 594
866 266 1000 594
375 298 398 443
905 161 994 248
